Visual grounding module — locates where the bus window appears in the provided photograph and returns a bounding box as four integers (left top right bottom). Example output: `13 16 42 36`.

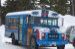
20 18 23 25
48 18 58 26
30 17 34 24
34 17 41 25
52 19 57 26
27 17 58 27
27 16 41 25
48 20 52 25
40 18 58 26
40 19 43 24
7 18 18 30
43 19 47 25
27 16 34 24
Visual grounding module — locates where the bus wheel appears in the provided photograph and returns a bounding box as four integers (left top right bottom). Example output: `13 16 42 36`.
73 38 75 47
30 37 38 49
57 45 65 49
11 33 15 45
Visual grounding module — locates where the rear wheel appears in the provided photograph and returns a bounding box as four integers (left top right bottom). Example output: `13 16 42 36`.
73 38 75 47
57 45 65 49
11 33 15 45
30 37 38 49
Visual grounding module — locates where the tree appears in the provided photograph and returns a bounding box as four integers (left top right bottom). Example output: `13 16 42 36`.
5 0 20 12
40 0 67 15
0 0 20 24
19 0 31 10
4 0 68 14
40 0 50 4
53 0 67 14
5 0 32 12
0 7 6 24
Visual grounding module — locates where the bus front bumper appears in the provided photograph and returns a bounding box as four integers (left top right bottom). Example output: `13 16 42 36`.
37 40 68 47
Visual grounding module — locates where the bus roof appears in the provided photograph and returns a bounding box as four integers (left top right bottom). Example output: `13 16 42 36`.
6 10 59 18
6 10 32 16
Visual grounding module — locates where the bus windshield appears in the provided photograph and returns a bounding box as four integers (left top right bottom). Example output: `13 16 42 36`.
30 17 58 27
41 18 58 26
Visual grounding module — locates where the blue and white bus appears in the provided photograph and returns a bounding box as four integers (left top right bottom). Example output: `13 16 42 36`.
5 10 68 49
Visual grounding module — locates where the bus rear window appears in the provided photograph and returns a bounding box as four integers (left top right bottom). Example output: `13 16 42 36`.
6 18 18 30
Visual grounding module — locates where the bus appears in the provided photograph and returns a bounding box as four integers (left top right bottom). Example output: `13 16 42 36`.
5 10 68 49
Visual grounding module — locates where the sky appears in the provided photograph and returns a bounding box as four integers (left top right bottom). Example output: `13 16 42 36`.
1 0 6 6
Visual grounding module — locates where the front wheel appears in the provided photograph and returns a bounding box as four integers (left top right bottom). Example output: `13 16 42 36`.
57 45 65 49
30 37 38 49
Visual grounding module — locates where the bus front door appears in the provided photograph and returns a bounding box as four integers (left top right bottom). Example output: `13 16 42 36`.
21 16 28 46
21 15 32 46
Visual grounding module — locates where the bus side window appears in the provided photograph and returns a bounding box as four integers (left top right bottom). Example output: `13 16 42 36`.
20 18 23 25
8 18 11 24
8 18 18 30
27 16 33 24
8 18 11 29
30 17 34 24
25 16 29 24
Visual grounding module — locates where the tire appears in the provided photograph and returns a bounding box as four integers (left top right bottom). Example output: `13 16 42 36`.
11 33 15 45
73 38 75 47
57 45 65 49
15 40 19 45
30 37 38 49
